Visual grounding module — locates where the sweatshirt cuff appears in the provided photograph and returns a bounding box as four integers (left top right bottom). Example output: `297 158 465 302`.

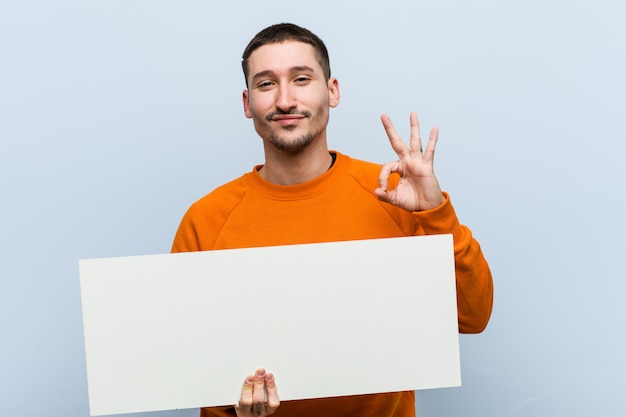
412 192 462 236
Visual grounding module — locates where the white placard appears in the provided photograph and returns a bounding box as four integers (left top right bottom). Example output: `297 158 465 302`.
79 235 460 416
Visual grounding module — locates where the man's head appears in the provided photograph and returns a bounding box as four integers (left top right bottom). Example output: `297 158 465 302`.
241 23 340 155
242 23 331 87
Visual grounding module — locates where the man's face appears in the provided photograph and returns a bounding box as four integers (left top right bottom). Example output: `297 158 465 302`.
243 41 339 153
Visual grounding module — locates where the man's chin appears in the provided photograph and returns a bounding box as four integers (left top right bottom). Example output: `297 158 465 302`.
267 133 314 153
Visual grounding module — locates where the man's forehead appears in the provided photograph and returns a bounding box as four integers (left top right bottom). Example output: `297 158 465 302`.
247 41 322 73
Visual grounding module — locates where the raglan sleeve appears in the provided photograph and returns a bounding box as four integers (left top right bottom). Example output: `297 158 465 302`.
171 207 202 253
414 192 494 333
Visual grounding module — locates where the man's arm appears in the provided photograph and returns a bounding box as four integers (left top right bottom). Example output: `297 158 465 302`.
376 112 493 333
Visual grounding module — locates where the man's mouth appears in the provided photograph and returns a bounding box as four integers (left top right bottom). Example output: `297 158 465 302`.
269 111 309 126
267 110 310 121
278 116 302 125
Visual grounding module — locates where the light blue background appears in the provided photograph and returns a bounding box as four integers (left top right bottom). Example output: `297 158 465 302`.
1 1 625 416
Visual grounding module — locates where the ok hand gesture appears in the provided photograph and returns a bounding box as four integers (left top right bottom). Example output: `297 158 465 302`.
374 112 445 212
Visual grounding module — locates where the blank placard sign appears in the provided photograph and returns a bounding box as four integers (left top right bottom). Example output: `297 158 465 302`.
79 235 460 416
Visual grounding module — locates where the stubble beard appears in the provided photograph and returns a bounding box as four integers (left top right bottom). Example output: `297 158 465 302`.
263 106 328 153
267 129 314 152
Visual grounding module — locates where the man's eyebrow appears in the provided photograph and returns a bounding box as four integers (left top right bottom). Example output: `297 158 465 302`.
290 65 316 73
251 70 274 82
251 66 316 82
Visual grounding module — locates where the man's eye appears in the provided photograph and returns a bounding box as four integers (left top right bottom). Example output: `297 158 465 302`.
295 77 310 83
258 81 274 89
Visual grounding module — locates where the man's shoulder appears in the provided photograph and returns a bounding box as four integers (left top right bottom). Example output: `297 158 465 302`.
337 151 401 191
336 151 381 170
337 152 383 181
187 174 251 214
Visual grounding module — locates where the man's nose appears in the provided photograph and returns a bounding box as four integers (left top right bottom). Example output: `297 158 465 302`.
276 84 297 111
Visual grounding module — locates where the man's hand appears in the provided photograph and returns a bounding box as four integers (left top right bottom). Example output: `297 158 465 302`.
234 369 280 417
375 112 446 212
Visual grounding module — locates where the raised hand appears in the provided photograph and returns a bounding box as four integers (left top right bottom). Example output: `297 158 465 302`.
234 369 280 417
374 112 445 212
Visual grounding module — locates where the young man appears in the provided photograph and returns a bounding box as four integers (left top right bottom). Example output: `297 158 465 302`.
172 23 493 417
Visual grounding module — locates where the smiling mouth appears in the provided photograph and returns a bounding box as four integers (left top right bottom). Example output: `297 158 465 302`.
267 110 311 122
273 114 303 121
274 117 303 129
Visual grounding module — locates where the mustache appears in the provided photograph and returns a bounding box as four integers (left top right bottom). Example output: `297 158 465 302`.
266 109 311 121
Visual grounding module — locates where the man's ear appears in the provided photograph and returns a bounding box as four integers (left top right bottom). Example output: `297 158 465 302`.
242 89 253 118
328 78 340 108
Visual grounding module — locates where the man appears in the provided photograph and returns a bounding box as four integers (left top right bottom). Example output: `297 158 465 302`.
172 23 493 417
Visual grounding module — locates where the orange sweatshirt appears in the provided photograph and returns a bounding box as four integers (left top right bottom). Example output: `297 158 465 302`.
172 151 493 417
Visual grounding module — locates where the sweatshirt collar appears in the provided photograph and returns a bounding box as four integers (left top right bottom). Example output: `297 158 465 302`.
244 151 348 200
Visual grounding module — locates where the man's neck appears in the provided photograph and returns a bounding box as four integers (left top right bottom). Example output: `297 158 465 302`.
259 143 334 185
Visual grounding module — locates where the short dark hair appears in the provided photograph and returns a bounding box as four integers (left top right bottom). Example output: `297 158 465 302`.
242 23 331 87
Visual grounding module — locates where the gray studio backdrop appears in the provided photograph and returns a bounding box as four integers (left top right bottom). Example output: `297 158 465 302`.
1 1 625 416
